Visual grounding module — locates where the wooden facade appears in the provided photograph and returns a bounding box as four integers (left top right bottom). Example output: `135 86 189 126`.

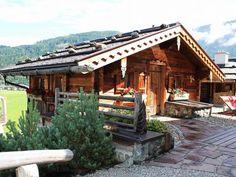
28 38 217 116
200 81 236 105
0 23 224 118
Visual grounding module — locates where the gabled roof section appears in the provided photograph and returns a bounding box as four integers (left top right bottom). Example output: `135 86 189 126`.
178 26 224 81
0 22 224 81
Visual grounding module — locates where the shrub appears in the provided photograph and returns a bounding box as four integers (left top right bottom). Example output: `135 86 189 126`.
0 101 43 151
0 90 115 176
147 119 169 133
51 90 115 171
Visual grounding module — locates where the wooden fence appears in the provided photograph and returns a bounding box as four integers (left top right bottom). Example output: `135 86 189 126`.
55 88 147 135
0 149 73 177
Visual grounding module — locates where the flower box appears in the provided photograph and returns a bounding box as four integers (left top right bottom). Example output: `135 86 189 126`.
170 93 189 101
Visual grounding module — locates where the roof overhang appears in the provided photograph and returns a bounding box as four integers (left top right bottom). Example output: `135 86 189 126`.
0 23 224 82
77 25 224 81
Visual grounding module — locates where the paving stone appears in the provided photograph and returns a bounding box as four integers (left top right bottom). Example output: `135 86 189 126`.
223 156 236 167
216 166 232 176
154 154 185 164
197 148 222 159
185 153 206 162
173 147 190 153
181 162 216 173
203 145 219 151
204 155 230 166
220 150 236 157
219 147 236 154
231 168 236 177
179 159 199 166
169 150 187 157
179 143 201 150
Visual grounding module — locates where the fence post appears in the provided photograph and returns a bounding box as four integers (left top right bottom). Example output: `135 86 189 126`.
54 88 59 111
16 164 39 177
0 96 7 134
134 93 142 132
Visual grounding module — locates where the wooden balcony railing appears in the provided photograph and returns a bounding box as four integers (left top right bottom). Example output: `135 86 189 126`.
54 88 147 140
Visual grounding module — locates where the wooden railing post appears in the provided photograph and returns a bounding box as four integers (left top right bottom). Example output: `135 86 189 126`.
134 93 147 134
134 93 142 132
0 96 7 134
16 164 39 177
54 88 59 111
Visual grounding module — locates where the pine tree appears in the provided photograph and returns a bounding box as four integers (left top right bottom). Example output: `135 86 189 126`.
52 90 115 170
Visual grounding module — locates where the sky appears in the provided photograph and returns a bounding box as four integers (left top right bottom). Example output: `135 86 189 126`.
0 0 235 46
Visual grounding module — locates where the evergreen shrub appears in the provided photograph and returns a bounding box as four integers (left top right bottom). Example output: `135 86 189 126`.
146 119 169 133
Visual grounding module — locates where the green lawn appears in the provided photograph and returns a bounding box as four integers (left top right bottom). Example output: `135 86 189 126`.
0 90 27 123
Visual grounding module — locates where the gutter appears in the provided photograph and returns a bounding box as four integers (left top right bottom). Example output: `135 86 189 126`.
4 76 29 90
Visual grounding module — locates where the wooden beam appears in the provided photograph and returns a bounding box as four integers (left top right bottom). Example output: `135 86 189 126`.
99 68 104 94
98 95 135 102
0 149 73 170
99 103 134 110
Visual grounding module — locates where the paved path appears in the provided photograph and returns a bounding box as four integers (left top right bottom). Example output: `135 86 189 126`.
147 119 236 177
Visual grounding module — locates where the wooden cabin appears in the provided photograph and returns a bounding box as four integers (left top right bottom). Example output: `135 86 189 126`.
200 51 236 105
0 23 224 120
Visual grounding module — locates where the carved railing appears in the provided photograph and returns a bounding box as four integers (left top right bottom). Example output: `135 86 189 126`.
0 149 73 177
54 88 147 137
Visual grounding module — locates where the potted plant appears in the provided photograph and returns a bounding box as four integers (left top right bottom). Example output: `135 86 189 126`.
170 88 189 101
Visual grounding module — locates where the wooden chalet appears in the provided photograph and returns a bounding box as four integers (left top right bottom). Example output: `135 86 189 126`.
201 51 236 105
0 23 224 122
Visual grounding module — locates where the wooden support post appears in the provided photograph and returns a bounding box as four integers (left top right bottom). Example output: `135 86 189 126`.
16 164 39 177
134 93 142 132
160 66 166 115
54 88 59 111
0 96 7 134
99 68 104 94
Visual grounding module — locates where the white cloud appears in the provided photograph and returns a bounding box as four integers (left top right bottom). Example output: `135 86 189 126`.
0 36 40 46
192 21 236 44
223 35 236 46
0 0 236 46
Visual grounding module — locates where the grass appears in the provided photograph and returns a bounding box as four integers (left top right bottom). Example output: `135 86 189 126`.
0 90 27 124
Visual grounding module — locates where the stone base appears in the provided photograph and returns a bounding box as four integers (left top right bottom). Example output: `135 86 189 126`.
113 134 164 167
165 101 213 118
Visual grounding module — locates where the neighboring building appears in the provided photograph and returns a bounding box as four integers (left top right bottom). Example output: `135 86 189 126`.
0 23 224 120
200 51 236 104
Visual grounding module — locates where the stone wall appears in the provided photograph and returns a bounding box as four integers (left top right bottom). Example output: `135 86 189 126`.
113 136 164 167
165 102 212 118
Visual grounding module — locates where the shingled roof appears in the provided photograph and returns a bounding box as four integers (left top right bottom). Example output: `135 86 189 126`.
0 22 224 81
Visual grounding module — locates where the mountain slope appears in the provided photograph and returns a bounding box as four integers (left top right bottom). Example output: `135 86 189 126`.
0 31 119 68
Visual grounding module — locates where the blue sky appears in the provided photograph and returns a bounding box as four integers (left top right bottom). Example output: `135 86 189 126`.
0 0 235 46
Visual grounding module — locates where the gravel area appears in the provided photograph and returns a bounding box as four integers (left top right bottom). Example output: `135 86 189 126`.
196 114 236 128
83 165 226 177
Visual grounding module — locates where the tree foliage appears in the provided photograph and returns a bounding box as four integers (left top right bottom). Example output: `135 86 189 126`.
0 91 115 176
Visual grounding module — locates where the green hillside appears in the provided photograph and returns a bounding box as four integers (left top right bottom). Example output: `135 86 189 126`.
0 31 118 69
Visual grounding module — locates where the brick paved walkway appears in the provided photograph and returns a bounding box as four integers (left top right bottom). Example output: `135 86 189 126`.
147 119 236 177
